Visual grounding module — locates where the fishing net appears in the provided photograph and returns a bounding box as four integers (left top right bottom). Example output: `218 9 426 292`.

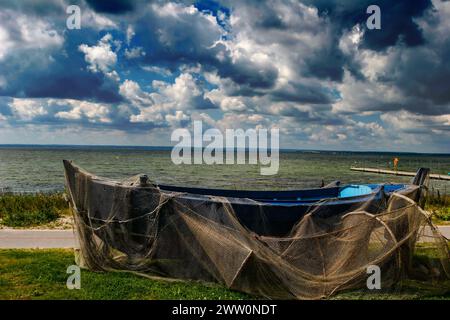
63 161 450 299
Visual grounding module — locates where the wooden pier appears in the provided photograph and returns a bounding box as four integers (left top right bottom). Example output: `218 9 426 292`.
350 167 450 181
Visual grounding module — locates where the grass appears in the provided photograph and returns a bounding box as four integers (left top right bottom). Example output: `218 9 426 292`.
0 249 251 300
0 249 448 300
0 193 70 227
334 243 450 300
330 280 450 300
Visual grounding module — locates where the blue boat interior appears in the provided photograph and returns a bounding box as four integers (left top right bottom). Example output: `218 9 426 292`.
158 183 408 204
338 185 373 198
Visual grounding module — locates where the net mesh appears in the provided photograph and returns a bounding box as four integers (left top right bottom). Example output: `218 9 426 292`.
64 161 450 299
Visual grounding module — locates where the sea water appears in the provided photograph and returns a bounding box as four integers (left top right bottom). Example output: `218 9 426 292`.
0 145 449 194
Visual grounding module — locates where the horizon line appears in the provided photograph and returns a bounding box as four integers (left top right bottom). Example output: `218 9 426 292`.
0 143 449 155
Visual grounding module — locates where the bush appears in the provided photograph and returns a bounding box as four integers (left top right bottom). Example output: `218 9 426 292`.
425 192 450 223
433 206 450 221
0 193 69 227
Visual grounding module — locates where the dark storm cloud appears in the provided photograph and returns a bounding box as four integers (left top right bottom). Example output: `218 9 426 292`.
215 57 279 90
0 7 123 103
301 0 432 50
84 0 136 14
279 108 344 126
335 1 450 117
379 45 450 115
222 0 358 82
270 82 336 105
190 96 217 110
302 45 348 82
228 0 433 82
287 0 450 118
2 0 135 16
130 4 279 90
24 73 123 103
0 47 123 104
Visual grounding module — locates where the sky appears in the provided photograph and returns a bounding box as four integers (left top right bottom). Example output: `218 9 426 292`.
0 0 449 152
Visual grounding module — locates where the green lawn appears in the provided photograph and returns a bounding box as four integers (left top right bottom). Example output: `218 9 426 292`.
0 249 449 300
0 249 251 300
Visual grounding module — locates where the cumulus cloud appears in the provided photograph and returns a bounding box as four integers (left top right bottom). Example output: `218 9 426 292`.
120 73 217 124
0 0 448 151
119 79 154 106
10 99 48 121
53 100 112 124
0 9 63 61
79 34 120 81
381 111 450 135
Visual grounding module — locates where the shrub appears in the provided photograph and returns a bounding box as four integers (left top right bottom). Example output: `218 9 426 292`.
425 192 450 223
0 193 69 227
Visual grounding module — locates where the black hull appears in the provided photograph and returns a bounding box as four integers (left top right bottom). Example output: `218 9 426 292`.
63 160 422 238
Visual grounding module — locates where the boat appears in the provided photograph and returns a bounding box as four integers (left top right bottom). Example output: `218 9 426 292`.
63 160 429 237
64 161 445 299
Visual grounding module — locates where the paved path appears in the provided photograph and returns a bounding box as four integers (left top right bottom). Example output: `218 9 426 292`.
0 227 448 249
0 229 78 249
438 225 450 238
419 225 450 242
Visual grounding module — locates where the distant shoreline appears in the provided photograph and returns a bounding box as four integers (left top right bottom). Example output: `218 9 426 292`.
0 144 449 156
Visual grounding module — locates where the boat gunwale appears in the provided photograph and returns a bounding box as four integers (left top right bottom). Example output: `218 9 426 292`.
63 160 414 207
